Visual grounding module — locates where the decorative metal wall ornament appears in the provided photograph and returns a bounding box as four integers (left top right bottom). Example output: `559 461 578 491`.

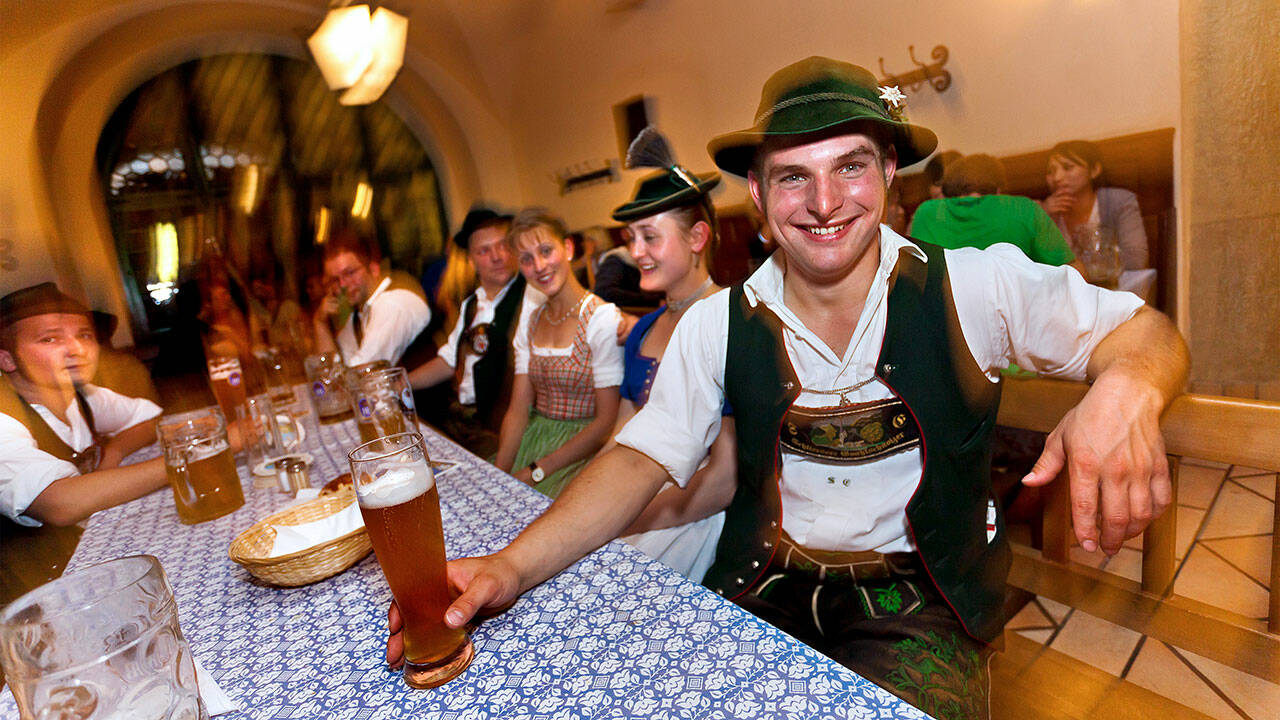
878 45 951 94
554 159 619 195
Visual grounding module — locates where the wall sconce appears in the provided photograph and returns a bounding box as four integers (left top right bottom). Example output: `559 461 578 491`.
307 4 408 106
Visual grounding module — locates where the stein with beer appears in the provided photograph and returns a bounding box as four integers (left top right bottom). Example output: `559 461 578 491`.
350 366 417 444
348 432 473 688
304 352 350 420
157 408 244 524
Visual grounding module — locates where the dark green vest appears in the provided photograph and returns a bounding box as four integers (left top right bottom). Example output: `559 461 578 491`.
0 376 86 605
710 242 1009 642
459 275 526 429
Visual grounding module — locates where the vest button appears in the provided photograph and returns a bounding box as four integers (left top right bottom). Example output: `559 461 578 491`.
715 588 723 595
763 541 773 549
735 577 745 586
770 520 778 529
750 560 760 569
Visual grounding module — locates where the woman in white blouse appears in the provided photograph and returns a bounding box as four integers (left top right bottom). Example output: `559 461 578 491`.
493 208 623 499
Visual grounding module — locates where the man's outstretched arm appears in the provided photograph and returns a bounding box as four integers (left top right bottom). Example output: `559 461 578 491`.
1023 306 1189 555
386 446 670 668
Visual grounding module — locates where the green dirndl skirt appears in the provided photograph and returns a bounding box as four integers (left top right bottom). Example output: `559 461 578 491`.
511 411 592 499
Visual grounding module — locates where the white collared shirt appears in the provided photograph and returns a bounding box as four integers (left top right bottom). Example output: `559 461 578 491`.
337 275 431 367
438 279 544 405
616 226 1143 553
0 384 162 526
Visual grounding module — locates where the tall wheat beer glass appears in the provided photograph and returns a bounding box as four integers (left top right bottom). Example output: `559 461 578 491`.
348 432 473 688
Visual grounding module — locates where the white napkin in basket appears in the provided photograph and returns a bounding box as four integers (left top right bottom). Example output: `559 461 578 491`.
267 500 364 558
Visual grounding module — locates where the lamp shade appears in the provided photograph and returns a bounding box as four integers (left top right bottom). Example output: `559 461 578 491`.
307 5 374 91
339 7 408 105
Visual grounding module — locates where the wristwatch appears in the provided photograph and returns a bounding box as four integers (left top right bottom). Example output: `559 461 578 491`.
528 462 545 484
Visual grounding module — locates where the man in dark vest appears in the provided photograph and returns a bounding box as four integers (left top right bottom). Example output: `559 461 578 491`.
0 283 169 604
385 58 1189 718
407 208 540 457
312 229 432 367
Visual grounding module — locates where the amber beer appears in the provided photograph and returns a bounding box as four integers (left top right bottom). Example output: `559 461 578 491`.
207 356 248 420
355 400 409 444
164 437 243 524
350 434 473 688
159 408 245 524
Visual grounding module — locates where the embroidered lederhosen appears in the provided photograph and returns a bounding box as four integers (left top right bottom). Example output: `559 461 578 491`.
780 398 920 462
528 295 602 421
712 242 1007 644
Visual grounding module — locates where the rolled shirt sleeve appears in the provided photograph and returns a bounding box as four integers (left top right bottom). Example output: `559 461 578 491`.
0 413 80 525
615 292 729 486
0 386 160 526
945 244 1144 381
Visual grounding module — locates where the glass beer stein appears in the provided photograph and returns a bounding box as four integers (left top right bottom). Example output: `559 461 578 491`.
349 366 418 445
304 353 351 420
348 433 473 688
157 408 244 524
0 555 207 720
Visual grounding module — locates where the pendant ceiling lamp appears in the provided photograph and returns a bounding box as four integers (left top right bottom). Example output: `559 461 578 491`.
307 4 408 105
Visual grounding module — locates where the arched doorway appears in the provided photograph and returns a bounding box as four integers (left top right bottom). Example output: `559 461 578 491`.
95 53 448 386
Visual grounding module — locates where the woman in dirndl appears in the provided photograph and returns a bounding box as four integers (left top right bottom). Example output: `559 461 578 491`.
494 208 623 499
599 127 736 582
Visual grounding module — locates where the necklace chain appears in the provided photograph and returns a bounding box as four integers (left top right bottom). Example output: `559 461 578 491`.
544 292 588 326
801 376 878 406
666 277 714 314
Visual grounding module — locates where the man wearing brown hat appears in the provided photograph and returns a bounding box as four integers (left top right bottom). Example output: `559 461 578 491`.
0 283 169 602
388 58 1188 717
407 208 542 457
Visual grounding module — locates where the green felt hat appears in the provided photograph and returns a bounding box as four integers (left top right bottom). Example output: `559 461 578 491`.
611 169 720 223
707 56 938 178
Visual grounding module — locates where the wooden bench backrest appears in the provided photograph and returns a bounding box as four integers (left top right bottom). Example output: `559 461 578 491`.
999 377 1280 683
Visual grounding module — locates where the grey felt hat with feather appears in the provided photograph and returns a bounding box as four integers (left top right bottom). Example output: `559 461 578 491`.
611 127 720 223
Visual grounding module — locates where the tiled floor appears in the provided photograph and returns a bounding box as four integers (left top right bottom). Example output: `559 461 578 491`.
1004 459 1279 719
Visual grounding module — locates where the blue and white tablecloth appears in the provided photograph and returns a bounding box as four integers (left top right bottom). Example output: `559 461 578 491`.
1 403 926 719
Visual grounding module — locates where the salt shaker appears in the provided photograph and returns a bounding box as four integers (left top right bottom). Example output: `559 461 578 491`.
276 456 311 493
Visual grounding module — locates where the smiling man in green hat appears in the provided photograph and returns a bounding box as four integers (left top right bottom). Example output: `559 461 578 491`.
386 57 1189 717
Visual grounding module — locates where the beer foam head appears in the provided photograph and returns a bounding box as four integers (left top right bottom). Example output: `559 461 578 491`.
359 464 433 509
167 437 229 465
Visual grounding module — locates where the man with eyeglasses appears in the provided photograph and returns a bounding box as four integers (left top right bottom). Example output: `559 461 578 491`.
312 229 431 367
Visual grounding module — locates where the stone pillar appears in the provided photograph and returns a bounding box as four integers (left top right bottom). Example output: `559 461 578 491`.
1180 0 1280 399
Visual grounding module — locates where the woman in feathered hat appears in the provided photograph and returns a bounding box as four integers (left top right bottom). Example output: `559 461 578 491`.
601 127 736 582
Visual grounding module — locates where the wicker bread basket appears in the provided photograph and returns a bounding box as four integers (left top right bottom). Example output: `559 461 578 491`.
228 489 371 587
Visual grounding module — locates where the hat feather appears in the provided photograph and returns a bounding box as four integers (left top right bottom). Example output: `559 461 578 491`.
625 126 677 170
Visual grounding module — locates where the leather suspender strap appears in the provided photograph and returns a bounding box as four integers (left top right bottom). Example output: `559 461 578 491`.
454 294 478 391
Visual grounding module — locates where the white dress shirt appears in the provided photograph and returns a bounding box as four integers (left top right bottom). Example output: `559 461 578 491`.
337 276 432 367
1 384 162 526
438 278 544 405
616 226 1144 553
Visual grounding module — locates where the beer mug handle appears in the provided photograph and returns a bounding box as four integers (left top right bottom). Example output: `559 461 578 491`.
169 446 199 505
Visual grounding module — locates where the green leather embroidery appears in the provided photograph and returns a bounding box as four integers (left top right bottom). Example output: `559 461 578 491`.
886 631 986 720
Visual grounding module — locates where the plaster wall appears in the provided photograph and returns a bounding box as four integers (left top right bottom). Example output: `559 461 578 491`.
450 0 1181 229
1180 0 1280 393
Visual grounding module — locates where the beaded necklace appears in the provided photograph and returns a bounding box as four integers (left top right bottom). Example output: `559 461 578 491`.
543 292 588 326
